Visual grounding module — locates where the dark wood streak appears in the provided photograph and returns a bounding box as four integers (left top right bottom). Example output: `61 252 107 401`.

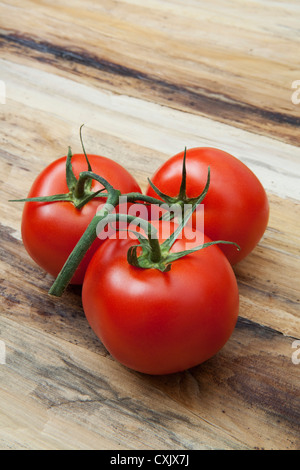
237 279 300 310
1 32 299 145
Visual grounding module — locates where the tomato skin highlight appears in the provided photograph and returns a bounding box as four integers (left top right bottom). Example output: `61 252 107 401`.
146 147 269 265
21 154 141 284
82 223 239 375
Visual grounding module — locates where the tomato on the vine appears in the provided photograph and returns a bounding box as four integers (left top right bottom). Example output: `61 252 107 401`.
21 153 141 284
82 221 239 375
146 147 269 265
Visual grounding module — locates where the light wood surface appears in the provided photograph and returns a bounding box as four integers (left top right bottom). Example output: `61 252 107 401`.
0 0 299 450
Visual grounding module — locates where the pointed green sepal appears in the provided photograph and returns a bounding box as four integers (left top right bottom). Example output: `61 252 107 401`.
66 146 78 192
147 178 176 205
9 193 73 204
79 124 93 192
74 188 106 209
165 240 240 264
178 147 187 200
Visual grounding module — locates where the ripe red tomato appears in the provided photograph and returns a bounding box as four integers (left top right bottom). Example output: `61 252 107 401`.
146 148 269 265
21 154 141 284
82 222 239 375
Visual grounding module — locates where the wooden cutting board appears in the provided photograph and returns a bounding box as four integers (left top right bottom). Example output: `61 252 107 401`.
0 0 299 450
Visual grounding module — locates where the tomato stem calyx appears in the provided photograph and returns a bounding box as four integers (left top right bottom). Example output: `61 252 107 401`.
10 147 114 209
148 147 211 221
10 126 115 209
126 169 240 273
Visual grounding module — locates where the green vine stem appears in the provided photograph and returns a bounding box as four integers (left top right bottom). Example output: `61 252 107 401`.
48 211 161 297
11 133 240 297
49 165 240 297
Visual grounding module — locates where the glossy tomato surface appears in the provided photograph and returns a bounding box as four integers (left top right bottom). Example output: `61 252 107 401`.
146 148 269 265
82 222 239 375
21 154 141 284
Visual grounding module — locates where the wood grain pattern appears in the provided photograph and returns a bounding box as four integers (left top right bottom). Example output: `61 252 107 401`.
0 0 299 450
0 310 299 450
0 0 300 145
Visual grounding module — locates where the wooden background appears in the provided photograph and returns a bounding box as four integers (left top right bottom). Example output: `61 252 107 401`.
0 0 299 450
